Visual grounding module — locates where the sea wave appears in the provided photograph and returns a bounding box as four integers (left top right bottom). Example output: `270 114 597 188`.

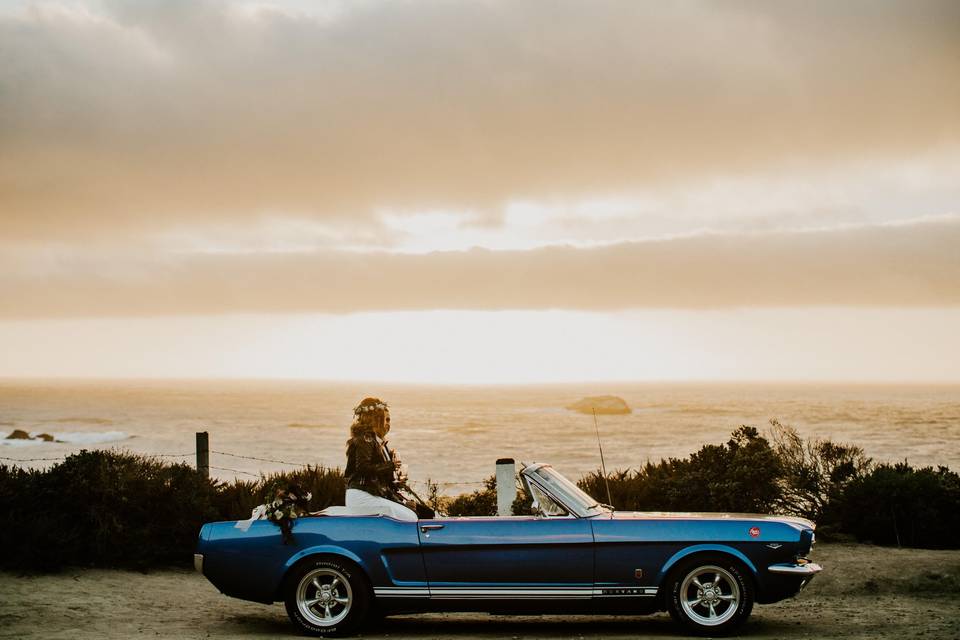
56 431 130 444
0 438 35 448
49 417 115 426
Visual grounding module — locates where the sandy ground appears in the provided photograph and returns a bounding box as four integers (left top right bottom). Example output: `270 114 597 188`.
1 544 958 640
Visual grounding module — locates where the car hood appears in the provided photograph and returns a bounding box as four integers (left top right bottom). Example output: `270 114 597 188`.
600 510 815 530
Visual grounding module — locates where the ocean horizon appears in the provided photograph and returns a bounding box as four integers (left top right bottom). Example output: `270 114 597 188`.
2 379 958 493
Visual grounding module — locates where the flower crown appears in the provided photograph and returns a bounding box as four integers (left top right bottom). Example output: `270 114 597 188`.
354 401 389 416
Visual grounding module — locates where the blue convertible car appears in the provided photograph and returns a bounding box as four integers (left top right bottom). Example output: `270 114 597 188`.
196 462 821 636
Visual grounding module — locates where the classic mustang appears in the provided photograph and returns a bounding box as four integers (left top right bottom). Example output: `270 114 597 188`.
195 462 821 636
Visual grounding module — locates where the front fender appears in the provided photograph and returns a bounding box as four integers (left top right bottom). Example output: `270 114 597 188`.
656 544 759 586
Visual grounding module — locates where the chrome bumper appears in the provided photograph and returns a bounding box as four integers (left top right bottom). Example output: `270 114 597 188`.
194 553 204 574
768 562 822 575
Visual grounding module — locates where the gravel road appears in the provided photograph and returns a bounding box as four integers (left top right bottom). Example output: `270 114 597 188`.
2 544 958 639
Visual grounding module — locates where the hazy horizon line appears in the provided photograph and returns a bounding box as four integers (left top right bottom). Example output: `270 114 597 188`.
2 376 959 387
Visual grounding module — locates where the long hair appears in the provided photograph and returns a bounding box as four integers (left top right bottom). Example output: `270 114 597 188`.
349 396 388 440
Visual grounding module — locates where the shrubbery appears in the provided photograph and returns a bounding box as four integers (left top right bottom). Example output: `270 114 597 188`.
0 451 345 571
2 423 958 571
826 463 960 548
574 423 958 549
579 426 782 513
768 419 871 522
443 476 534 516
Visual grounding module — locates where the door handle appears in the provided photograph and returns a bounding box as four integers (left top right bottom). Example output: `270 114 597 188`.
420 524 445 532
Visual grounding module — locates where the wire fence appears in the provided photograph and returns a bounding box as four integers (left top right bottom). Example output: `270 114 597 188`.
0 454 69 462
1 444 487 489
210 450 311 467
208 464 262 478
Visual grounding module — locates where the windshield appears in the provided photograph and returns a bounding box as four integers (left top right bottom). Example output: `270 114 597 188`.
525 464 610 517
527 482 568 516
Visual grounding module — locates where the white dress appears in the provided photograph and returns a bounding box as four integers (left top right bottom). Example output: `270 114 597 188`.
325 488 417 521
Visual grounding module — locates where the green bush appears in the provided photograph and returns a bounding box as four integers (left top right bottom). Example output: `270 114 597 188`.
825 463 960 548
769 419 871 522
0 450 345 571
443 476 534 516
214 465 347 519
0 451 221 570
578 426 783 513
444 476 498 516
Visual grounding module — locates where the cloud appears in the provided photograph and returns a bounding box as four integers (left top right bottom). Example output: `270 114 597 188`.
1 218 957 317
1 0 958 241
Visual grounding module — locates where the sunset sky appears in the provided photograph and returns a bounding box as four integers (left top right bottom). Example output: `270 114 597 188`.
1 0 958 382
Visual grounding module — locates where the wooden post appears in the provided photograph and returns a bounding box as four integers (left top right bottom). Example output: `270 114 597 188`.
196 431 209 479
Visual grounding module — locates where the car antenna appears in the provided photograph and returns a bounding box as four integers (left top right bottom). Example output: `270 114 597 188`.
593 408 614 508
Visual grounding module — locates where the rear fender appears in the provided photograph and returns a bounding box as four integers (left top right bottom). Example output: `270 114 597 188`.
272 545 367 601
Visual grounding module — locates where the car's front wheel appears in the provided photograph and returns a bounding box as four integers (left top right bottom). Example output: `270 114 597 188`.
284 557 370 636
666 556 754 636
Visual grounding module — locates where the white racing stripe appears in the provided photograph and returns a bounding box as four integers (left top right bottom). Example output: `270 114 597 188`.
430 588 593 599
373 586 658 598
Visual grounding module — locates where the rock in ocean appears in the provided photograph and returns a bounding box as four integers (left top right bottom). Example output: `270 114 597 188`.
566 395 631 415
4 429 58 442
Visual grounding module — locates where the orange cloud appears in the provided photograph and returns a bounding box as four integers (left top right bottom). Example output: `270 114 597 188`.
1 219 957 317
0 0 958 241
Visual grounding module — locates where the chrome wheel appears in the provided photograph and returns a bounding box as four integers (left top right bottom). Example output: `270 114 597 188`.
296 567 353 627
679 564 740 627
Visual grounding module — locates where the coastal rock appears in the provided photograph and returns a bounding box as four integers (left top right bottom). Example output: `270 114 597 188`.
566 395 631 415
5 429 32 440
36 433 55 442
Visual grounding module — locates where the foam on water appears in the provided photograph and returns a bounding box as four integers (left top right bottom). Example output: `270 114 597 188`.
55 431 130 445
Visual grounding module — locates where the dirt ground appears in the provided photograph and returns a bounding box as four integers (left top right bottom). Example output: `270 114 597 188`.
1 544 958 640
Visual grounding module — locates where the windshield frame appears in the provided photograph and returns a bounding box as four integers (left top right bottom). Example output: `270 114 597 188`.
521 463 610 518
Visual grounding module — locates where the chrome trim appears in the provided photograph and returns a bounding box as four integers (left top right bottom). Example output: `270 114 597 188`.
193 553 204 574
768 562 822 575
594 587 658 597
374 587 430 598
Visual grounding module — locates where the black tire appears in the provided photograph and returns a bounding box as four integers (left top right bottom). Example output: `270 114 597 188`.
666 555 754 636
283 557 370 637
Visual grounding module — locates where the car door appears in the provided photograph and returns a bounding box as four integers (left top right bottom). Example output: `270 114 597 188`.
418 515 595 599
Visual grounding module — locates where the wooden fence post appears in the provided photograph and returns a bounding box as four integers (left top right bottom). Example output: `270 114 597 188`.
196 431 209 479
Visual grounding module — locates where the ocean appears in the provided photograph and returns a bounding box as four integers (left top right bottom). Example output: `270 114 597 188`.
1 380 958 494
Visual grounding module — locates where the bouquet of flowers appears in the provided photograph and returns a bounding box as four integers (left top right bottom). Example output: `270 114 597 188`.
264 485 312 544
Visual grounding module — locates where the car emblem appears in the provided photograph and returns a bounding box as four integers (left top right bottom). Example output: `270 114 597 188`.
749 526 761 538
766 543 782 549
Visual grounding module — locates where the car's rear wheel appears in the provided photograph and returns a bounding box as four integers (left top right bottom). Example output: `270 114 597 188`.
666 556 754 636
284 557 370 636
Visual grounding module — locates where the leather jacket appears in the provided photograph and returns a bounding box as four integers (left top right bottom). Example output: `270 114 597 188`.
344 431 401 500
